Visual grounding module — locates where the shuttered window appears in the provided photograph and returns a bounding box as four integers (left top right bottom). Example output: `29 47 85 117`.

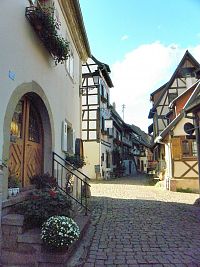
182 140 190 157
171 137 181 160
182 139 197 158
171 137 197 160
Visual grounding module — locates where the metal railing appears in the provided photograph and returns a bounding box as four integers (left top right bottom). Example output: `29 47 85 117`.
52 152 91 215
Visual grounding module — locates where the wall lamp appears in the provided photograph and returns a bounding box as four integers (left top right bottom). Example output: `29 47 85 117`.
80 72 100 95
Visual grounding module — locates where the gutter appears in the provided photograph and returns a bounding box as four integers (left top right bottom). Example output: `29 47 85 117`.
73 0 91 57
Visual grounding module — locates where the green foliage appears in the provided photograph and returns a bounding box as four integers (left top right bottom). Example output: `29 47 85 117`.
147 178 158 186
65 154 86 169
13 189 72 229
27 5 69 64
29 172 57 189
8 175 21 188
176 187 195 193
41 216 80 249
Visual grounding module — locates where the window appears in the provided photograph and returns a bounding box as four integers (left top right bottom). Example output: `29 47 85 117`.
182 140 190 157
192 141 197 157
182 139 197 158
168 92 178 104
10 101 23 139
65 48 74 78
29 105 40 143
67 126 75 154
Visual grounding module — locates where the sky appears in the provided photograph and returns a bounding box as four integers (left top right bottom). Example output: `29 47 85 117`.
79 0 200 132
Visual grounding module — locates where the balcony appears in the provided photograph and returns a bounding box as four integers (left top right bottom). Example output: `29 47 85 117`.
25 4 69 64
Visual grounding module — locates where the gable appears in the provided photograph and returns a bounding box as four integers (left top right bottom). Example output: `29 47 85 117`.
152 51 200 109
177 59 198 78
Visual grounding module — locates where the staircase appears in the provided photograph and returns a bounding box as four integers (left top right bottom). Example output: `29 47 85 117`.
52 152 91 215
1 152 91 266
1 213 90 266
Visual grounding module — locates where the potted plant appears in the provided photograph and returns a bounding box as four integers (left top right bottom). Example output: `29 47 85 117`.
41 215 80 250
29 172 57 189
65 153 86 169
8 174 21 197
13 189 72 229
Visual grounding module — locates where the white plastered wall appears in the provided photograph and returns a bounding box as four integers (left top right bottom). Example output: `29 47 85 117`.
82 142 100 179
0 1 83 199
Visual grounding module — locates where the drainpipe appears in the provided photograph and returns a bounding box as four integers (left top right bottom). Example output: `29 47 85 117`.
194 114 200 196
155 136 172 190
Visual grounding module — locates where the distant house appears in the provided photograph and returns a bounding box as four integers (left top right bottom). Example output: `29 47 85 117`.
81 56 114 179
148 50 200 181
130 124 153 174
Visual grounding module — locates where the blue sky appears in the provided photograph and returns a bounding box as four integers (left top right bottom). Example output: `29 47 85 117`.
79 0 200 131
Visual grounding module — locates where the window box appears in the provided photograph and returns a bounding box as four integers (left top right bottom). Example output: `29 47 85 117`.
25 4 69 64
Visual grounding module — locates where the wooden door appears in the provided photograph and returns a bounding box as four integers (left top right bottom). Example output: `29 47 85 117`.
9 97 43 187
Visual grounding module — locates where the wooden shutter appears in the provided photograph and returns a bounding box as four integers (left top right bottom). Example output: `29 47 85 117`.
72 130 75 154
75 138 84 158
171 137 182 160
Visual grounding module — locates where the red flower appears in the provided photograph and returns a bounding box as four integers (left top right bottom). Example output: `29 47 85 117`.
49 190 57 197
32 195 40 200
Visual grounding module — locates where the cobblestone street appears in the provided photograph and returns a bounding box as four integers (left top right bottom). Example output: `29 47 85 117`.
70 175 200 267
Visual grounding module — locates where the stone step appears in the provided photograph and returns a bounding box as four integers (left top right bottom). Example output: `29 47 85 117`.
2 214 24 227
1 250 36 265
18 228 42 244
2 214 91 266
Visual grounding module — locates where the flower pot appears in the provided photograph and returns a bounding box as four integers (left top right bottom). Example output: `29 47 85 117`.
8 188 13 197
12 187 20 196
8 187 20 197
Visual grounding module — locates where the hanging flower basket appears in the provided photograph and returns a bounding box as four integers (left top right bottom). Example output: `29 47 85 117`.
25 5 70 64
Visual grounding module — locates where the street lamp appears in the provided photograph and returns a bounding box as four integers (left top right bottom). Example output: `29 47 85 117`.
80 71 100 95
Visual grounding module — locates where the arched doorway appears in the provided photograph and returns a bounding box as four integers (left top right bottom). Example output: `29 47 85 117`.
9 95 43 187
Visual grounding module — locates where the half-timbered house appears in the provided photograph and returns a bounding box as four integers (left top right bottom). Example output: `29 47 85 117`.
155 81 200 191
184 81 200 192
148 50 200 178
81 56 114 179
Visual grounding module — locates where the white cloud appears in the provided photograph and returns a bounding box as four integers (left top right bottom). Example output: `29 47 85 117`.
121 35 129 41
110 42 200 132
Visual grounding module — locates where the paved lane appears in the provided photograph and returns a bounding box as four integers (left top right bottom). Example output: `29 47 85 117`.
71 176 200 267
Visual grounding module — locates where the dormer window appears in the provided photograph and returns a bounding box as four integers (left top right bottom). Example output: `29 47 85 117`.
168 92 178 104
